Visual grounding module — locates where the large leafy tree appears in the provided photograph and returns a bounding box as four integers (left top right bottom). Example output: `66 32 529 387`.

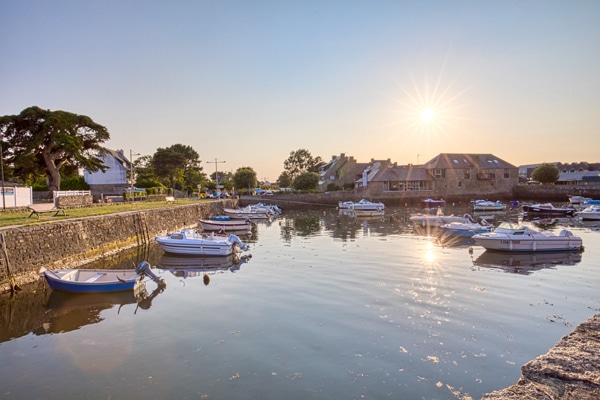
0 106 110 192
283 149 322 180
233 167 257 194
531 163 560 184
277 171 292 188
151 144 205 192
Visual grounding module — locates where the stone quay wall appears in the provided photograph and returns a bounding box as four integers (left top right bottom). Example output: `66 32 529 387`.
0 200 235 292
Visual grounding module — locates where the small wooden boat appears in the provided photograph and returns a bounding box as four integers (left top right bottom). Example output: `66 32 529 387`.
198 218 254 232
40 262 165 294
521 203 576 216
155 229 250 256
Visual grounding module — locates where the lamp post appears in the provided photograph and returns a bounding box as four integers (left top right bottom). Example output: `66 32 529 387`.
206 158 226 188
129 150 140 201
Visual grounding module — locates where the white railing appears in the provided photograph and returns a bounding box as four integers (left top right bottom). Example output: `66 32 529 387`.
53 190 92 198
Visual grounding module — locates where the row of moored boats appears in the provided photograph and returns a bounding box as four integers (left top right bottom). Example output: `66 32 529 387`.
41 203 282 294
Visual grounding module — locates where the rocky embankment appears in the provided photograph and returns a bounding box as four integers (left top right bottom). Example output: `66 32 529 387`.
482 313 600 399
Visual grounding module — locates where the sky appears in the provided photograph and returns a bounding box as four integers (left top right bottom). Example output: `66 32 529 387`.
1 1 599 182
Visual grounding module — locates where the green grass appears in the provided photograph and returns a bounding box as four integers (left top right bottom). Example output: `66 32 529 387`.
0 198 210 229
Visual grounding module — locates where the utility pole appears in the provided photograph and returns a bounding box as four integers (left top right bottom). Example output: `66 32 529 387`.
129 150 140 201
207 158 226 187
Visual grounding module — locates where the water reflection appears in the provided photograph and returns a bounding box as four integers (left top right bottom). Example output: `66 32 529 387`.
156 253 252 280
473 250 583 274
34 282 162 335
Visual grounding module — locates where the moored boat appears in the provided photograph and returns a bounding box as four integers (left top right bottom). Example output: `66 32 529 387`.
198 218 254 232
439 220 493 237
569 195 592 205
472 222 583 252
472 200 506 211
40 262 165 293
410 208 473 227
421 198 445 208
522 203 576 216
338 199 385 211
577 204 600 221
155 229 250 256
223 206 270 220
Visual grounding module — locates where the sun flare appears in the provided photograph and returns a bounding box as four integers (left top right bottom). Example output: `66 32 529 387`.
420 108 435 123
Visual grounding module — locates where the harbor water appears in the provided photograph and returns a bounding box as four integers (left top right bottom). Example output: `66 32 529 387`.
1 205 599 399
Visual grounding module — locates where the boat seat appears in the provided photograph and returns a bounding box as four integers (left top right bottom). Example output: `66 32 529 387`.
85 272 106 283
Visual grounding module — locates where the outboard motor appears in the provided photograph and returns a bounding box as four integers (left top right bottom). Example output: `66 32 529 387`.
136 261 167 287
464 213 474 223
228 234 250 251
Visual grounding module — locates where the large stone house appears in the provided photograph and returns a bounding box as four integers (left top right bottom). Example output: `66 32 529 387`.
83 149 131 196
318 153 363 191
357 153 518 198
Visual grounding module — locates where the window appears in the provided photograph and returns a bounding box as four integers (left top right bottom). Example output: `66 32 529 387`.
464 169 471 179
433 169 445 178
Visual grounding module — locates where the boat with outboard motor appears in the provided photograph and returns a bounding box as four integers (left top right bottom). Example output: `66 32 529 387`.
155 229 250 256
472 222 583 252
439 220 493 238
39 261 165 293
223 206 270 220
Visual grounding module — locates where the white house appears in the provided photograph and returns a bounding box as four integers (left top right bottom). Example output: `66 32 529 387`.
83 149 130 195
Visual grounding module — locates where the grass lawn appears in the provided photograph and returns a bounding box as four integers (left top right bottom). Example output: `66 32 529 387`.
0 198 212 229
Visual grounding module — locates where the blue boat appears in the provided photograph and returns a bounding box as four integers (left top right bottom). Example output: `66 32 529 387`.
40 262 165 293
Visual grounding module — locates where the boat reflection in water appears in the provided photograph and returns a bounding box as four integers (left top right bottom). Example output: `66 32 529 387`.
473 250 583 275
156 253 252 280
38 283 162 335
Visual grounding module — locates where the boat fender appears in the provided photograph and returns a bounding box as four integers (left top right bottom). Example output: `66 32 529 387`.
136 261 167 287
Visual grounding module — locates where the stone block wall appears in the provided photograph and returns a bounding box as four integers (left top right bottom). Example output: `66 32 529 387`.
0 200 234 292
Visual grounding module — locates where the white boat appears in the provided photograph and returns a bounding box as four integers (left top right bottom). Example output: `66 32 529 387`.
577 205 600 221
338 199 385 211
223 206 270 220
410 208 474 227
472 222 583 252
247 203 282 215
439 220 493 237
472 200 506 211
198 218 254 232
155 229 250 256
569 195 592 205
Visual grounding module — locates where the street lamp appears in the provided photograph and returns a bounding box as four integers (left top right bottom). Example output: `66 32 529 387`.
206 158 226 188
129 150 140 201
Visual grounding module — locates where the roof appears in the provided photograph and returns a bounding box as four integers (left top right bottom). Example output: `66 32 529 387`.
376 165 431 182
424 153 515 169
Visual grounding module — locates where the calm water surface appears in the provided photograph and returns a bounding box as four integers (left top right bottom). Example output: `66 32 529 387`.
1 205 599 400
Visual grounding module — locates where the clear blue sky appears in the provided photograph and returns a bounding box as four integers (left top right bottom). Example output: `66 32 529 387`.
2 1 599 181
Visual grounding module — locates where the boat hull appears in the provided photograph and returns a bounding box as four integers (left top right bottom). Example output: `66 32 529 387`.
522 204 575 216
473 234 582 252
42 269 141 293
198 219 253 232
155 230 249 256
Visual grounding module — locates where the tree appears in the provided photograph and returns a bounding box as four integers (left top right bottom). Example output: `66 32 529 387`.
151 144 205 192
233 167 257 194
293 171 319 191
0 106 110 192
277 171 292 188
283 149 322 180
531 163 560 184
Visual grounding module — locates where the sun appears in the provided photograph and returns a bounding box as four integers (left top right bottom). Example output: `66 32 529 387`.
420 108 435 122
